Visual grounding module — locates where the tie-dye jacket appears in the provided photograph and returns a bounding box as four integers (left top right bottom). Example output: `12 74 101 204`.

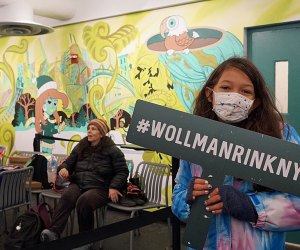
172 124 300 250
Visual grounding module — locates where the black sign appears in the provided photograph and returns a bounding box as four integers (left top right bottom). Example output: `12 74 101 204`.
126 100 300 249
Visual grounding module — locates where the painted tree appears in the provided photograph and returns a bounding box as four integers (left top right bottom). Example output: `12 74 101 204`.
16 107 25 126
77 108 87 127
17 93 35 120
83 103 91 121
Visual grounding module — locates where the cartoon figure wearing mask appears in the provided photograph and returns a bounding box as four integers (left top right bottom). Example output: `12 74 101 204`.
35 75 69 153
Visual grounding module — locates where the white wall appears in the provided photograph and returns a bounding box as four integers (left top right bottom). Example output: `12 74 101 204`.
33 0 204 27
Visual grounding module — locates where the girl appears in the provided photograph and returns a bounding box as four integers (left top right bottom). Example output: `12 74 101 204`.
172 57 300 249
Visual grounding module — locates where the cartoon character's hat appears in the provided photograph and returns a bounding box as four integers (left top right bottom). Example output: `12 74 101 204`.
36 75 57 97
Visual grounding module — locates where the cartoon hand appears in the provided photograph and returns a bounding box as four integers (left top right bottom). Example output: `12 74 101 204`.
115 109 123 120
58 122 66 133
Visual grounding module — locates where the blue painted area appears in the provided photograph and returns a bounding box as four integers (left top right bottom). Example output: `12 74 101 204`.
158 31 243 112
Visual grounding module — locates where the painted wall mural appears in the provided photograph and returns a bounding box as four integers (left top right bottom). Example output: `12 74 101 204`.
0 0 299 165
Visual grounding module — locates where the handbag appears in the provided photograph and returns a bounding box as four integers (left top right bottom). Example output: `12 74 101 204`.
53 174 70 193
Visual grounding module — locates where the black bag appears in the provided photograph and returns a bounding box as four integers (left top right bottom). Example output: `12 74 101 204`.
30 154 52 189
30 202 53 229
4 202 53 250
4 212 43 249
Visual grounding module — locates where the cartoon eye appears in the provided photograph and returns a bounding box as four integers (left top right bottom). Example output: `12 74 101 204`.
48 100 52 104
53 102 57 106
167 16 178 30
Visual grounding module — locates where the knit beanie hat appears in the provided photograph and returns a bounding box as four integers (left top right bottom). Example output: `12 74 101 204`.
88 119 110 136
36 75 57 97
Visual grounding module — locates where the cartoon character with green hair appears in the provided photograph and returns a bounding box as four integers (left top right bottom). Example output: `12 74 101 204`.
35 75 69 153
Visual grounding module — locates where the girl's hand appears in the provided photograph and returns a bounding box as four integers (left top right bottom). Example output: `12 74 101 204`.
109 188 123 203
59 168 69 178
186 177 212 205
204 187 223 214
192 178 212 197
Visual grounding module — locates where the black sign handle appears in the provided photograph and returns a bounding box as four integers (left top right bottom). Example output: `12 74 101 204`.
182 171 224 249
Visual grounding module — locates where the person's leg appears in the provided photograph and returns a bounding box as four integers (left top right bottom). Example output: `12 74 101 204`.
41 184 82 242
50 183 82 234
76 188 108 232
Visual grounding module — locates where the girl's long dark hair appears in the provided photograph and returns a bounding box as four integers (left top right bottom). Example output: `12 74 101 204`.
194 57 284 138
194 57 285 192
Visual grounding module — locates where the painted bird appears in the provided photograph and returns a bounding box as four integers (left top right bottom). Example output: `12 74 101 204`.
160 15 199 55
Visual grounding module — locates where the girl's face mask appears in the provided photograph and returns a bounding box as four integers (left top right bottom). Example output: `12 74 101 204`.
212 91 254 123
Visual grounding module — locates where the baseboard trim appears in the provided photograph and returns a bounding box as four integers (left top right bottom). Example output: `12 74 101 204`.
286 242 300 249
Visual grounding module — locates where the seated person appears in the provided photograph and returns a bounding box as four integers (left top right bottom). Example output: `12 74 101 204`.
41 118 129 249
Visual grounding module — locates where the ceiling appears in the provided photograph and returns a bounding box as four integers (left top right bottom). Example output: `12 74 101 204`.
0 0 75 35
0 0 203 26
0 0 204 35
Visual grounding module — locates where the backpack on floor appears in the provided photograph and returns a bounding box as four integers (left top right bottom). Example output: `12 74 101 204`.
4 202 53 250
30 202 53 229
4 212 43 250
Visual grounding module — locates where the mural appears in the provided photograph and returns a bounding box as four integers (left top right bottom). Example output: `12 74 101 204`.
33 75 69 153
0 0 299 165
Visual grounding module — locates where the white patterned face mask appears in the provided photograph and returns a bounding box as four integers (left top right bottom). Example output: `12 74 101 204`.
212 91 254 123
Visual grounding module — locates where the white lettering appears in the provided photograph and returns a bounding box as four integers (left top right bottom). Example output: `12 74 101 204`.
219 141 233 159
263 154 276 173
249 150 265 169
293 162 300 181
276 158 292 178
151 120 166 138
231 145 245 163
192 133 208 151
165 125 176 141
175 128 183 145
206 138 218 156
183 130 191 147
243 148 252 165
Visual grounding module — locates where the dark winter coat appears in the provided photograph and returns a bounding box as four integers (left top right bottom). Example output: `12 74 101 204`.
58 136 128 191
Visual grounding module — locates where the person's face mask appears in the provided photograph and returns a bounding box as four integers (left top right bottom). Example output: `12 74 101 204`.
212 91 254 123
